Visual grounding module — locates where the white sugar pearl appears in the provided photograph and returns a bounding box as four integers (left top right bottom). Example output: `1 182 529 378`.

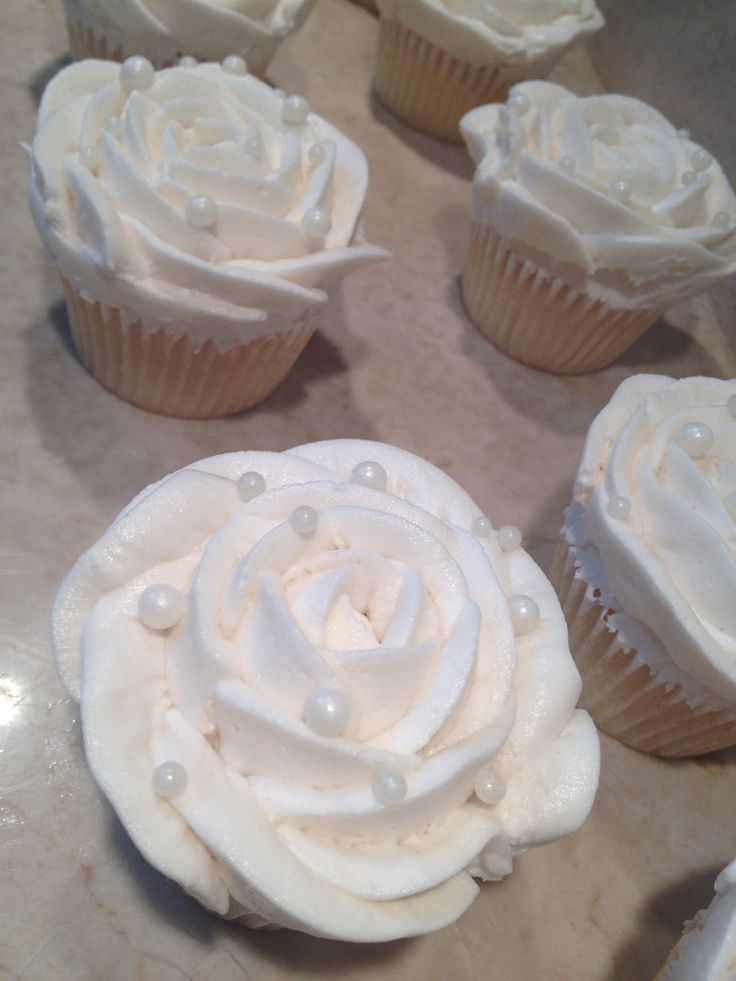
372 771 407 806
283 95 309 125
559 156 575 175
291 505 318 536
222 55 247 76
471 515 492 539
153 761 187 799
308 143 326 165
508 92 530 116
120 56 155 93
104 115 123 137
713 212 731 230
509 594 540 636
728 395 736 417
678 128 691 139
497 525 522 551
186 194 218 228
607 495 631 520
237 471 266 501
138 584 185 630
674 421 713 459
178 55 197 67
682 170 697 187
474 770 507 805
79 146 100 171
691 148 712 172
304 688 350 737
351 460 387 491
724 492 736 520
302 207 332 241
610 179 632 202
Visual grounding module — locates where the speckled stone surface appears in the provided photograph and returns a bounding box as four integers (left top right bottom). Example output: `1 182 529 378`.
2 1 736 978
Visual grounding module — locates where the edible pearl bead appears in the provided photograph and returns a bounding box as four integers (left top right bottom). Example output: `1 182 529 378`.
674 422 714 459
178 55 197 67
302 206 332 242
308 142 326 165
678 128 691 139
237 470 266 502
559 156 575 175
474 770 507 805
508 92 530 116
471 515 492 539
509 594 540 636
724 492 736 520
104 115 123 137
497 525 522 551
610 179 632 202
222 55 247 76
138 584 185 630
713 212 731 230
152 761 187 799
186 194 218 228
607 495 631 520
372 771 407 806
304 688 350 737
79 146 100 172
282 95 309 125
351 460 387 491
728 395 736 417
682 170 697 187
120 56 155 93
291 504 318 536
691 148 712 172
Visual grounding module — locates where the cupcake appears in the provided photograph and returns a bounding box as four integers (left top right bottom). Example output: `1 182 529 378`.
374 0 603 142
52 440 599 941
656 858 736 980
62 0 315 75
28 58 386 418
553 375 736 757
460 82 736 373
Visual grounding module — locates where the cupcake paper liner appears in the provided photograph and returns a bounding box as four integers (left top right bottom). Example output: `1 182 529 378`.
462 224 659 373
61 278 317 419
374 18 516 143
551 537 736 757
65 17 125 62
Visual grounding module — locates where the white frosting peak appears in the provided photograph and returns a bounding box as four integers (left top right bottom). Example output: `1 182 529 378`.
461 83 736 310
53 441 599 941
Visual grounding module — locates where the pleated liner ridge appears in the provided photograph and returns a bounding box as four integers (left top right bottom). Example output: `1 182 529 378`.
462 224 660 374
550 537 736 757
374 18 516 143
62 278 317 418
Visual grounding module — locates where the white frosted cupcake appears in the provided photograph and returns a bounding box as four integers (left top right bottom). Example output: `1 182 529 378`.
63 0 315 75
553 375 736 757
52 440 599 941
461 83 736 373
28 58 386 418
656 859 736 980
374 0 603 142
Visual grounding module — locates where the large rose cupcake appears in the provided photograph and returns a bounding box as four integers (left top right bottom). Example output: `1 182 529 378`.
461 82 736 373
374 0 603 142
553 375 736 757
52 440 599 941
28 59 386 417
63 0 315 74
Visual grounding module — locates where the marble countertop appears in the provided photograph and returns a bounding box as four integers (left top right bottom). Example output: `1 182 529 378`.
2 1 736 978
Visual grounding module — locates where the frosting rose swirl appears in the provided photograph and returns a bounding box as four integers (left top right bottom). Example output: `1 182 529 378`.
64 0 316 73
376 0 603 68
461 82 736 309
29 61 386 348
566 375 736 705
53 440 599 942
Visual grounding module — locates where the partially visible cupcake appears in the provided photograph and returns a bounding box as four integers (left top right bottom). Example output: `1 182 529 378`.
460 83 736 373
52 440 599 940
28 58 386 418
656 858 736 979
553 375 736 757
63 0 315 75
374 0 603 142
